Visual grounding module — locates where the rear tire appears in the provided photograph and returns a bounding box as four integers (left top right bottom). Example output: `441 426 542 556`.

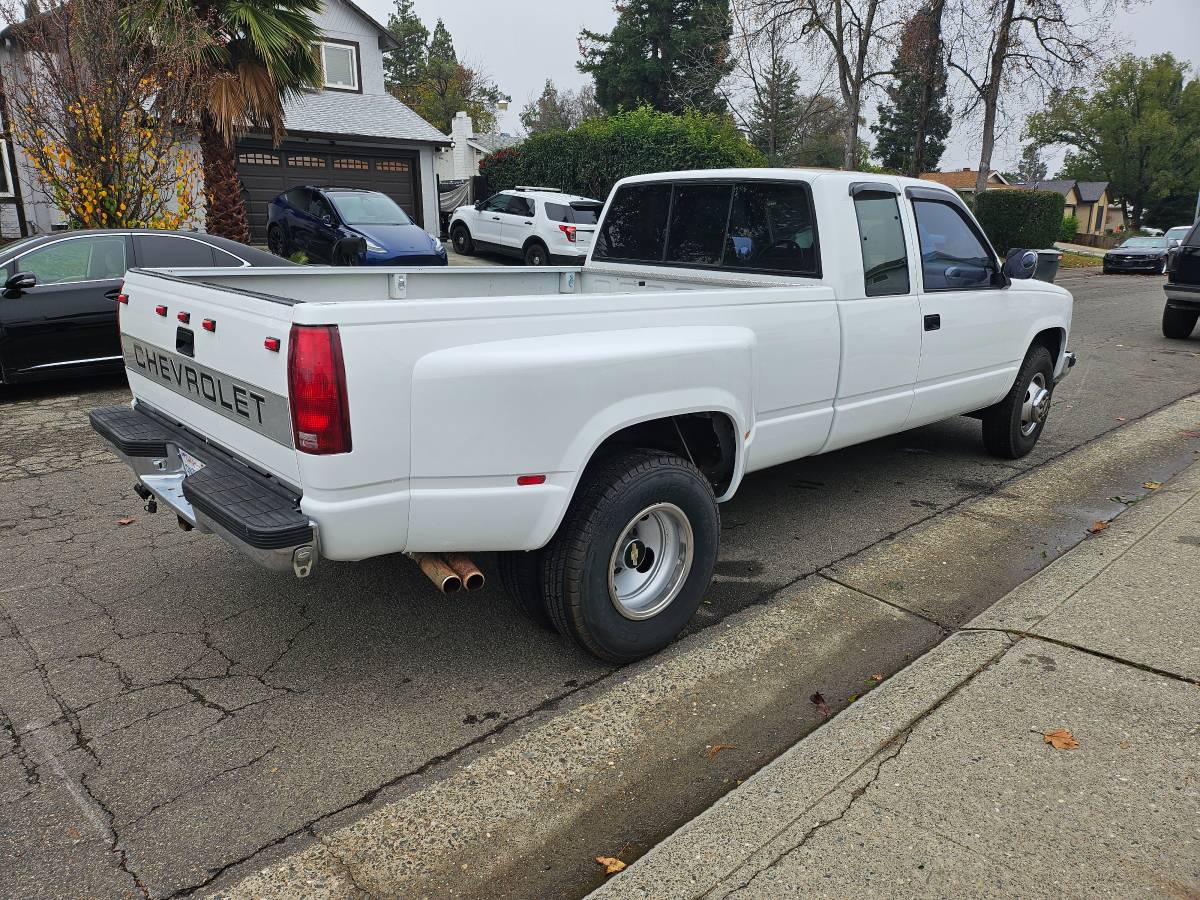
524 242 549 266
267 224 289 258
981 345 1055 459
451 225 474 255
542 449 719 664
496 551 556 632
1162 305 1198 339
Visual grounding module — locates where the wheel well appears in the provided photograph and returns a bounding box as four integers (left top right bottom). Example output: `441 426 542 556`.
451 221 468 233
590 413 738 495
1032 328 1064 366
523 236 548 253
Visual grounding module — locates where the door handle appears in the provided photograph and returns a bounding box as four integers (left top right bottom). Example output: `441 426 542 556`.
923 314 941 331
492 216 501 221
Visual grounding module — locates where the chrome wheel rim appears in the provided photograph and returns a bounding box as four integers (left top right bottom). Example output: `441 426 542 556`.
608 503 694 621
1020 372 1050 437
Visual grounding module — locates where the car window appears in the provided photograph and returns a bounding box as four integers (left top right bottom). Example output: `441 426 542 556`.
285 187 310 209
722 182 818 275
482 194 510 213
17 236 127 285
308 193 335 220
853 191 910 297
506 196 534 217
213 248 247 266
135 235 216 267
593 183 672 262
912 199 996 291
666 184 732 266
1119 236 1167 249
1185 226 1200 248
327 192 412 225
545 202 601 225
1165 226 1190 243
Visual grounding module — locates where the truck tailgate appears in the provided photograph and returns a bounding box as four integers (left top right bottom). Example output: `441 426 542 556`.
119 270 299 484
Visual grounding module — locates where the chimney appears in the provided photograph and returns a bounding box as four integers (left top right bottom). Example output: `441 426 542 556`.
451 111 473 180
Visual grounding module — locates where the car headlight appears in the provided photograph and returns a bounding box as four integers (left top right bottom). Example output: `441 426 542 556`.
433 236 445 253
363 238 386 253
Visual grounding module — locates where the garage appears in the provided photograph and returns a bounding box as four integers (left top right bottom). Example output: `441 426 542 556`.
235 141 422 245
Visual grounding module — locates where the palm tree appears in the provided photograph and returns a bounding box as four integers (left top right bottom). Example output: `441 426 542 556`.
142 0 323 242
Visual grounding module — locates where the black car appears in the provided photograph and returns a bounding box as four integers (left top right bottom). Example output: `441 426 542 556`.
1163 222 1200 339
1103 236 1171 274
266 186 447 266
0 229 288 384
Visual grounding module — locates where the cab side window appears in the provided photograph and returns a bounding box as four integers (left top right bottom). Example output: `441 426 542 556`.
912 199 997 291
594 183 672 262
722 183 818 275
481 194 510 214
853 191 910 296
18 236 127 285
506 196 534 217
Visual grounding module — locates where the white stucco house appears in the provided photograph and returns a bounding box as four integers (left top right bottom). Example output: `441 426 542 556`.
0 0 450 243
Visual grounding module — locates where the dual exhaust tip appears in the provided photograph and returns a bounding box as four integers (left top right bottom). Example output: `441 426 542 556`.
409 552 485 594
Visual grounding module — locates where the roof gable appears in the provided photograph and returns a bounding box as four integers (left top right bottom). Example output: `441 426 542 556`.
327 0 400 51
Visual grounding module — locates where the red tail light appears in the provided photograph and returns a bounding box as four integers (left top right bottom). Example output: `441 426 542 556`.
558 224 577 243
287 324 352 455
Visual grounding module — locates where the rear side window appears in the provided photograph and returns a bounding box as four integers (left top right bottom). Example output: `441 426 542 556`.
723 183 818 275
546 202 600 225
285 188 309 209
135 235 216 267
506 196 534 217
912 199 996 290
853 191 910 296
594 183 672 262
666 184 732 265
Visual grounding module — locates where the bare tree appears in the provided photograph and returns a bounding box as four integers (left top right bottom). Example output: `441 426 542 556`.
945 0 1136 195
755 0 902 168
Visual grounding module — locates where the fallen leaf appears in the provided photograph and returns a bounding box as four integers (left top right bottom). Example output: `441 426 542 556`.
117 517 136 526
810 691 832 717
869 673 884 682
707 743 736 760
1118 740 1131 750
1115 417 1126 422
595 856 626 875
1042 728 1079 750
1087 521 1109 534
1143 481 1162 490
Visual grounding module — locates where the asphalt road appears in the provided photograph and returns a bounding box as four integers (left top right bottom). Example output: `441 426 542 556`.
1 269 1197 899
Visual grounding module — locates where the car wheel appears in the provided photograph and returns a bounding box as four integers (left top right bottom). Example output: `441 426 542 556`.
496 551 557 632
981 345 1055 459
1162 306 1198 339
334 245 361 266
451 225 474 255
267 224 289 258
541 449 719 664
524 242 548 266
1102 266 1111 274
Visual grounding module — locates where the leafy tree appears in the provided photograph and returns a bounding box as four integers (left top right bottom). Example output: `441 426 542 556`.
520 80 602 135
871 0 951 176
1026 53 1200 229
578 0 733 115
410 20 507 133
383 0 429 108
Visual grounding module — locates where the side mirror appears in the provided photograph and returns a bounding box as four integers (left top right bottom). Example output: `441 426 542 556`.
4 271 36 295
321 214 334 227
474 200 484 210
1002 249 1038 280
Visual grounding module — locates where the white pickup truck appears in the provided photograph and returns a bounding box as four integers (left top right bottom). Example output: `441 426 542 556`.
91 168 1075 662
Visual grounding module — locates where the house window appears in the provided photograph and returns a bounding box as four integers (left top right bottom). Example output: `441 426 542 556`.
0 140 12 198
321 42 358 91
333 158 368 170
377 160 410 173
287 155 326 168
237 152 280 166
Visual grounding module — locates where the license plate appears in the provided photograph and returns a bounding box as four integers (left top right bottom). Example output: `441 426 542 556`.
179 448 206 477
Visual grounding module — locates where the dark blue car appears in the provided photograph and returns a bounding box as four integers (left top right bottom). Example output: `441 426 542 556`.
266 186 447 266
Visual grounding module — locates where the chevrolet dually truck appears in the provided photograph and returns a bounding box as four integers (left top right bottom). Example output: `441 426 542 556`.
90 169 1076 663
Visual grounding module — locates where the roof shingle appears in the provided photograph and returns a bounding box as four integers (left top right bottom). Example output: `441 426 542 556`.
282 91 449 145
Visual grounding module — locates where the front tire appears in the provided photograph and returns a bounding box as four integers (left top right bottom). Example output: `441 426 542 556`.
1162 306 1198 339
267 224 289 258
451 224 474 255
981 345 1055 459
524 242 549 266
542 450 719 664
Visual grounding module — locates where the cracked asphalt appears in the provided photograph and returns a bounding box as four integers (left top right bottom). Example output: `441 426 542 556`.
1 270 1198 899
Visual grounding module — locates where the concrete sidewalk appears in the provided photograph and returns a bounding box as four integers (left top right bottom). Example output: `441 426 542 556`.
593 462 1200 899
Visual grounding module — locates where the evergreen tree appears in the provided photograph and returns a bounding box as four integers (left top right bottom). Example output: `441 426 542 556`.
383 0 429 107
520 80 602 135
870 0 951 176
1013 143 1048 183
409 20 507 133
578 0 733 115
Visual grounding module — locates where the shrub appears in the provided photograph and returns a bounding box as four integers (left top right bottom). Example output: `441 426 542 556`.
974 188 1065 254
1059 214 1080 242
478 106 766 201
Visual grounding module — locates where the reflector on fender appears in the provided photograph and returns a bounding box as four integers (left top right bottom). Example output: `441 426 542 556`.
517 474 546 486
287 324 352 455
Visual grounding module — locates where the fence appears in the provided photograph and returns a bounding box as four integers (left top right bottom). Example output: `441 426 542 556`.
1072 232 1122 249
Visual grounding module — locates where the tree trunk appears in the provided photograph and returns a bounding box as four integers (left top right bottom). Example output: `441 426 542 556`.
199 114 250 244
975 0 1016 196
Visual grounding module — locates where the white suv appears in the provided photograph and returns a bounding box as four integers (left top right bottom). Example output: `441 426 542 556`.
449 187 603 265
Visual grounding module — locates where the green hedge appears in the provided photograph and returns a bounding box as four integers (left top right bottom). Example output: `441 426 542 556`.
974 189 1066 254
1058 214 1079 242
478 106 766 201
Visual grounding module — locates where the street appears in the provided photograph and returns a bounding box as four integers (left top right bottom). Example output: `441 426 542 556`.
2 269 1198 899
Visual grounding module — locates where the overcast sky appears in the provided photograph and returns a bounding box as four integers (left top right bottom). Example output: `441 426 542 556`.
357 0 1200 173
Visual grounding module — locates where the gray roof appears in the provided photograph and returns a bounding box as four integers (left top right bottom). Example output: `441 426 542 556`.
283 91 449 145
1014 179 1109 203
1075 181 1109 203
469 133 521 154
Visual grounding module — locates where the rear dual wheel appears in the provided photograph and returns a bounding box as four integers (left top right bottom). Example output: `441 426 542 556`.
498 449 720 663
1162 306 1198 339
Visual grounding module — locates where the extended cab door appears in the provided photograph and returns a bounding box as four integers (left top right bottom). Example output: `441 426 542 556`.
905 188 1028 427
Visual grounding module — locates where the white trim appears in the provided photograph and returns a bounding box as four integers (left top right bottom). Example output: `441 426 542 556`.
320 42 358 91
22 354 122 371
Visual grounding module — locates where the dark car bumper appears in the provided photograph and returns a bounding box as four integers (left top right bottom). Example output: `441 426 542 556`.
89 403 318 578
1104 254 1164 271
362 253 448 266
1164 281 1200 310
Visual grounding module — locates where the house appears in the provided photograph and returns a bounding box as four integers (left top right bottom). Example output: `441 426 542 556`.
1012 180 1116 235
919 168 1012 201
0 0 450 243
435 111 520 182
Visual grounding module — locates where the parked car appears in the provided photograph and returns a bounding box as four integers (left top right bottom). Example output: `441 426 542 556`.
1163 223 1200 339
267 187 446 266
449 187 603 265
1165 225 1192 247
0 230 287 385
92 169 1075 663
1102 236 1171 274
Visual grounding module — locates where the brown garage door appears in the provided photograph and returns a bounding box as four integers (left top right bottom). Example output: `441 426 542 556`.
235 143 421 244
